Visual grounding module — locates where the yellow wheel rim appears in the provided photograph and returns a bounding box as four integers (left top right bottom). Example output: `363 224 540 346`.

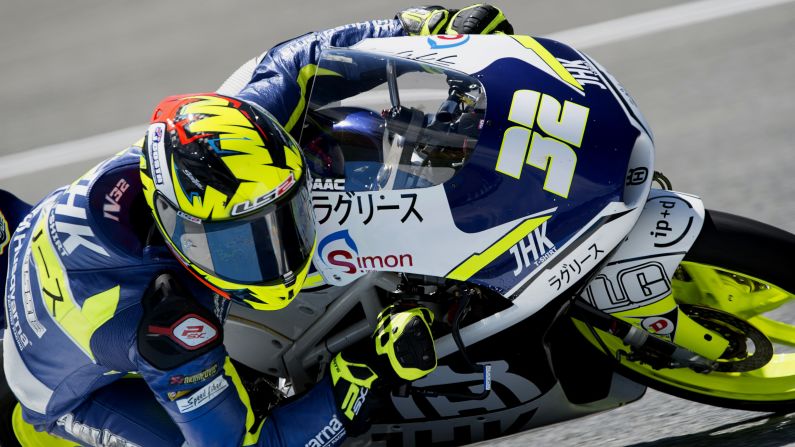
574 261 795 403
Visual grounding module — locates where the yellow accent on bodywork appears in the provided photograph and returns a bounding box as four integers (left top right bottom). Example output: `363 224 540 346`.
301 272 325 290
446 215 552 281
284 65 342 133
12 404 75 447
30 214 120 361
511 36 584 91
610 293 728 360
223 357 264 446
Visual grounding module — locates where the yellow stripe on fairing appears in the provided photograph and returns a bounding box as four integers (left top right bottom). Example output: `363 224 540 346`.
301 272 325 289
284 65 342 132
446 215 552 281
512 36 584 92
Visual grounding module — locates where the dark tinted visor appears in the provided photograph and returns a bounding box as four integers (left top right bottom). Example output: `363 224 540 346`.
154 183 315 285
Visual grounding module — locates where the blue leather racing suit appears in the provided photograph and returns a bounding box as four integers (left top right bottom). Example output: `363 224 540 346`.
1 19 404 447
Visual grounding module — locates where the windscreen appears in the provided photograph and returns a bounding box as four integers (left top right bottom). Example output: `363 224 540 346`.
299 49 486 191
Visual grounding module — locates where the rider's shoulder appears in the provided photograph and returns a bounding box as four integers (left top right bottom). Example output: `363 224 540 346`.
46 145 154 265
87 147 152 256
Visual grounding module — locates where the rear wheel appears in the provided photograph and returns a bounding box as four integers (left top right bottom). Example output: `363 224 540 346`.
577 210 795 411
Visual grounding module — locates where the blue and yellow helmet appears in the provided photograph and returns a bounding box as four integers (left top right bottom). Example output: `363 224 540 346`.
140 93 316 310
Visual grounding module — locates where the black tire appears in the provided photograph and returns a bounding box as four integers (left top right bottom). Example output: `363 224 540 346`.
0 348 22 447
608 209 795 412
686 210 795 292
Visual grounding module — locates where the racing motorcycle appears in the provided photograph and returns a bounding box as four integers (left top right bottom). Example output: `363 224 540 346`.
4 34 795 446
219 34 795 446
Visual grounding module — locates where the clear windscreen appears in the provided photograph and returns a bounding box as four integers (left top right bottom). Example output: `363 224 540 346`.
299 49 486 191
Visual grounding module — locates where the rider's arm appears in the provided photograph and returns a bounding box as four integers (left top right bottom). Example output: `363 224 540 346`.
133 273 347 447
232 4 511 134
133 273 260 446
235 19 404 133
135 349 261 446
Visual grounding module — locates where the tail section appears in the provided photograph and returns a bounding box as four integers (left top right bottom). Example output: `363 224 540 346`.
0 190 33 330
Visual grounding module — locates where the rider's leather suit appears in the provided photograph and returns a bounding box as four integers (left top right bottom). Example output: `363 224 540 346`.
2 19 404 447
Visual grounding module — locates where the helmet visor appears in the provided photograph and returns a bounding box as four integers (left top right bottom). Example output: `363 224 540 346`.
154 184 315 285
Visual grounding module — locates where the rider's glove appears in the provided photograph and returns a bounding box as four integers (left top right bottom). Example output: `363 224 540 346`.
372 305 437 380
397 4 514 36
330 304 436 435
397 6 451 36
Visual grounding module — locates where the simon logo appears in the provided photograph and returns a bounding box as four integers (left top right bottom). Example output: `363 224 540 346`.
318 230 413 275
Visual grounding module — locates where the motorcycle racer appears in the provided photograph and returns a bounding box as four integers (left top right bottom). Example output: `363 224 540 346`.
0 5 512 447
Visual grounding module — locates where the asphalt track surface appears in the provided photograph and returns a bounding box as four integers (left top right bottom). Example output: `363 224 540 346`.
2 1 795 446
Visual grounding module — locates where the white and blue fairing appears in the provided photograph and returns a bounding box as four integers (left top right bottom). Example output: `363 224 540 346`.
302 35 654 311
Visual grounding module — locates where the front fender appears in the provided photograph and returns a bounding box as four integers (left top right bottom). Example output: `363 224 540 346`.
580 189 731 360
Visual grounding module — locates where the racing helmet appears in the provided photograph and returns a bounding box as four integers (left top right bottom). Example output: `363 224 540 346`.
140 93 315 310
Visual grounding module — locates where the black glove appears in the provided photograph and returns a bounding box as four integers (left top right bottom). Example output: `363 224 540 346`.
397 4 514 36
329 304 436 435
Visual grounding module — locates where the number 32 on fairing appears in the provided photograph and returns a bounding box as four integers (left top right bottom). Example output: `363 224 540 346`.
495 90 590 198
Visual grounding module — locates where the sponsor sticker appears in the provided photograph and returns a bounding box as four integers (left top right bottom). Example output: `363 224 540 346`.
646 196 695 248
149 123 166 185
167 390 191 401
57 413 141 447
641 316 675 335
318 229 413 276
618 262 670 304
427 34 470 49
311 178 345 191
313 191 423 226
557 58 608 90
176 375 229 413
147 314 219 350
173 317 218 348
6 213 34 350
625 167 649 186
170 363 219 386
305 415 345 447
510 221 556 276
0 209 8 255
102 178 130 221
21 251 46 338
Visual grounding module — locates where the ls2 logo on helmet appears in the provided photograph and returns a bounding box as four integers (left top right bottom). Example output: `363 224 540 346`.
319 229 413 275
231 172 295 216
